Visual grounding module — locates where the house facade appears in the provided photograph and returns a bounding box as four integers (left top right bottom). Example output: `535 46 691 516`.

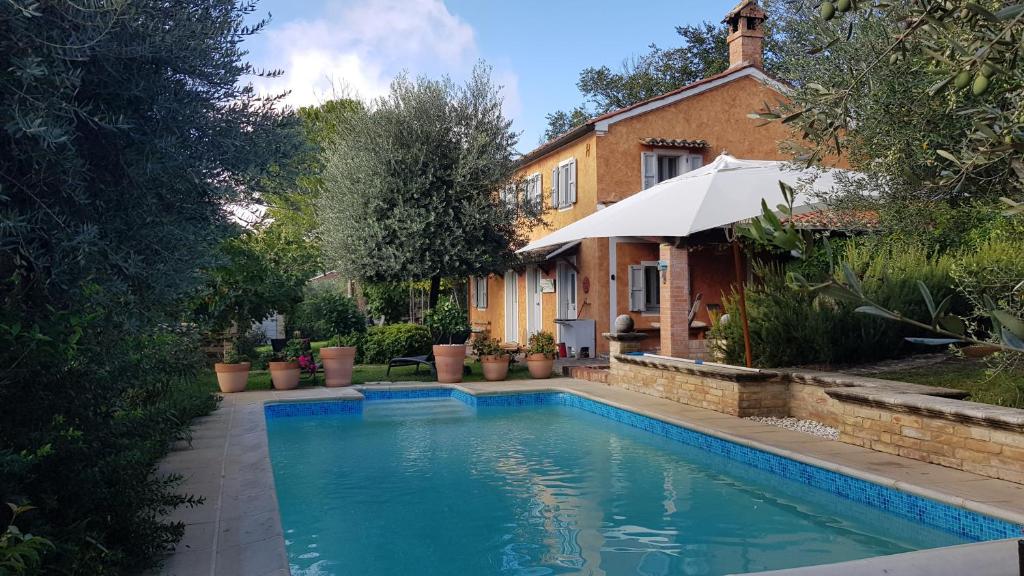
470 1 793 356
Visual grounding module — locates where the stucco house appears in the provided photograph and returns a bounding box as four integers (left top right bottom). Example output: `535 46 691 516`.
469 1 794 357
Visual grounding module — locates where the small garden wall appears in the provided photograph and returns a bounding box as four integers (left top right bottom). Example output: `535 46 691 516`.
605 334 1024 484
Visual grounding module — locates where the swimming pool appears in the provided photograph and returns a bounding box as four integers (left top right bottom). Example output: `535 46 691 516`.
265 389 1021 576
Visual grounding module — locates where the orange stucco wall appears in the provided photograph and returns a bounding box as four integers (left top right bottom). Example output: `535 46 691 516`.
596 74 792 203
469 72 790 356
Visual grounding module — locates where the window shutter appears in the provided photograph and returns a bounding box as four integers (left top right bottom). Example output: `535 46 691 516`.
642 153 657 189
567 160 577 205
687 154 703 172
628 265 645 312
530 175 540 209
550 167 559 209
481 277 488 309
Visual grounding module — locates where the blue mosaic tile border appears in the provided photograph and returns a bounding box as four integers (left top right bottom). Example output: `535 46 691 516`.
264 388 1024 542
264 399 362 418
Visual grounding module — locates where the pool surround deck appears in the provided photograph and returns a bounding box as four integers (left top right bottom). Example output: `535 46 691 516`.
156 378 1024 576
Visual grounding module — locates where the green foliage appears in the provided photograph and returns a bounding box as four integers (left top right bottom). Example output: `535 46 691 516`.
275 339 305 363
712 243 966 367
425 298 470 344
1 504 53 574
758 0 1024 202
289 286 366 341
362 324 432 365
0 1 299 570
192 218 323 332
952 234 1024 340
318 64 541 289
363 281 413 323
526 331 558 359
232 329 266 366
471 332 508 359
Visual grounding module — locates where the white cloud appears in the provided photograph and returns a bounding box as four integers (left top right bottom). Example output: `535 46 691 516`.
252 0 488 108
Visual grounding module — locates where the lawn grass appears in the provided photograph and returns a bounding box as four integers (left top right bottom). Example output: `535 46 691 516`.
201 360 538 392
874 358 1024 408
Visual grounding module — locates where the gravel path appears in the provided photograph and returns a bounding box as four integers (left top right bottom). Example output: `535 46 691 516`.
746 416 839 440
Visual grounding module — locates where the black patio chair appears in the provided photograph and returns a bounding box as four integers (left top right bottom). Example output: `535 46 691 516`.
386 331 472 378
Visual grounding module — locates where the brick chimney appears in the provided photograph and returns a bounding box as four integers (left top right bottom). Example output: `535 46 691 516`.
724 0 766 69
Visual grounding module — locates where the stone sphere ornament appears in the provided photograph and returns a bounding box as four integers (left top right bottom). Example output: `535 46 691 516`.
614 314 635 333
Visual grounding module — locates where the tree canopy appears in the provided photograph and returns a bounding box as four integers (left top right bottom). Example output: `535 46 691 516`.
0 0 300 571
318 64 539 305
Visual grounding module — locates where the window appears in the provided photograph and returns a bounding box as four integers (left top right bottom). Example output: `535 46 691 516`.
525 173 542 210
473 276 488 309
500 184 516 206
550 158 577 209
642 152 703 189
628 262 661 313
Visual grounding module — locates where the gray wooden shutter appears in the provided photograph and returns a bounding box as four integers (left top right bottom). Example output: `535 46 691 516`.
628 265 645 312
550 167 559 209
567 160 577 205
642 153 657 189
687 154 703 172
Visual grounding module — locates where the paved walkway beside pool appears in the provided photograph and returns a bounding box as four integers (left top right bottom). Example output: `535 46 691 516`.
155 378 1024 576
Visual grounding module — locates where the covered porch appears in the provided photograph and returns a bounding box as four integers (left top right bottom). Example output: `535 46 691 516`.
518 154 850 360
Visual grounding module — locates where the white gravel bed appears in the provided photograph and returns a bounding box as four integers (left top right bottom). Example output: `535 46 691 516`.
745 416 839 440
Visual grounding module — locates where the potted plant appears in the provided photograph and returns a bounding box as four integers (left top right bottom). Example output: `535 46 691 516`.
214 346 250 393
472 332 512 381
525 331 557 379
426 298 471 383
268 338 303 390
320 334 357 387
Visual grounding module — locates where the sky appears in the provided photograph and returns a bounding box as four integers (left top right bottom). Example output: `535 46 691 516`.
245 0 739 149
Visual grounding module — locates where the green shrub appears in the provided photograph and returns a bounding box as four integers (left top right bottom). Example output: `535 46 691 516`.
425 297 470 344
362 281 410 323
526 330 558 358
362 324 432 364
289 288 366 341
713 241 967 368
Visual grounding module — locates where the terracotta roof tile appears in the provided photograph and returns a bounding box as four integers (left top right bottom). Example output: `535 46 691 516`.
783 210 879 230
640 138 709 149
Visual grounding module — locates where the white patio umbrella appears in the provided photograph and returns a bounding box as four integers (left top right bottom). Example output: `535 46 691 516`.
517 154 851 253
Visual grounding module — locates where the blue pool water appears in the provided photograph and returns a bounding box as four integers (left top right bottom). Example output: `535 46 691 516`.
265 393 1004 576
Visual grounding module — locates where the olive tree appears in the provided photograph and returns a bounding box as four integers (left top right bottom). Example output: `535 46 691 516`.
318 63 540 307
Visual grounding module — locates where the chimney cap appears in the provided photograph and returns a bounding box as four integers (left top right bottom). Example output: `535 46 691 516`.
723 0 765 23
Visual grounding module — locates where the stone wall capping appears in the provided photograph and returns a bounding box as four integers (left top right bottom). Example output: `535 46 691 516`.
602 332 649 342
780 368 969 399
613 353 777 383
826 387 1024 432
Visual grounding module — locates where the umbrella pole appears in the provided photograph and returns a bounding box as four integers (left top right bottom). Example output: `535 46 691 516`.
732 239 753 368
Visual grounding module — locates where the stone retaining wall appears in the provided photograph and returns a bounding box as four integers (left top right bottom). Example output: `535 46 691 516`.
603 333 1024 484
609 354 787 417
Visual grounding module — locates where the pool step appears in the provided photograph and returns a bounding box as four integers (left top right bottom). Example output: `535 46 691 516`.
362 398 474 421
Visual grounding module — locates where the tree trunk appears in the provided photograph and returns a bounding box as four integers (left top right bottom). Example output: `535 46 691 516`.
428 276 441 310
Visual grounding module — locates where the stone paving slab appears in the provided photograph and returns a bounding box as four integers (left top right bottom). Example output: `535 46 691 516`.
155 378 1024 575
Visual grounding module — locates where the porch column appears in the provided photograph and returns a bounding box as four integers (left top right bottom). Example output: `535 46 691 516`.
659 242 691 358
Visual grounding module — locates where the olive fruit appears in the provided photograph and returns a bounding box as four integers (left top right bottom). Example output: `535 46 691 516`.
972 74 989 96
837 0 852 11
954 70 971 90
821 1 836 20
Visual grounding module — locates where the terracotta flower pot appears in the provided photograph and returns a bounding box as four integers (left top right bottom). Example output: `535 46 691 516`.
433 344 467 384
480 355 510 381
268 361 300 390
526 354 555 379
214 362 250 393
319 346 356 387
